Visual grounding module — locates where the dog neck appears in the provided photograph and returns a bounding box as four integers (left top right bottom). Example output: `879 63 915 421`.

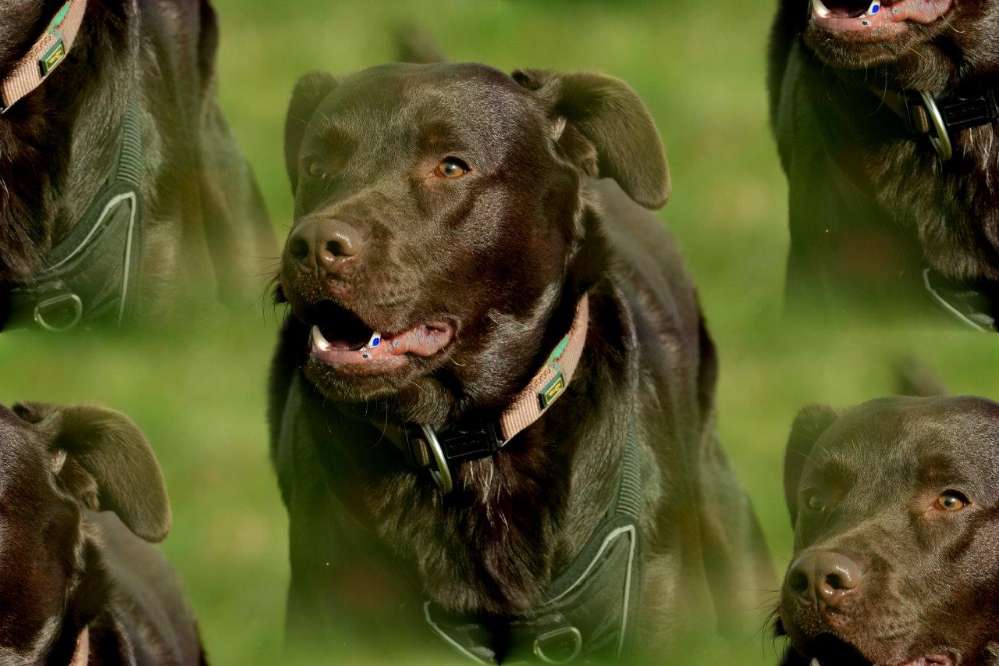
293 281 637 616
0 1 135 285
395 295 590 495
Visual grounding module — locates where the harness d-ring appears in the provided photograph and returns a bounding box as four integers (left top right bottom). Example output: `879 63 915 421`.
33 293 83 332
533 626 583 664
417 424 454 494
918 91 954 162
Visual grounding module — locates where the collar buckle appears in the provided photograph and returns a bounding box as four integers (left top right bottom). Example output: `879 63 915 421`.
404 421 505 495
405 424 454 494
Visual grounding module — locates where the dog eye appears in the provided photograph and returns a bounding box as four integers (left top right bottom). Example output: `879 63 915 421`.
304 158 329 180
804 491 827 513
935 490 970 512
434 157 470 179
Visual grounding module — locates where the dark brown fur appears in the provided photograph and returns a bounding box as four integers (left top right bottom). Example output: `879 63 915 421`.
0 402 205 665
0 0 274 319
777 396 999 665
268 62 774 659
769 0 999 317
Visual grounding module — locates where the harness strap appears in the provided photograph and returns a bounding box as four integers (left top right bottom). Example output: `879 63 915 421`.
426 416 644 664
922 267 998 332
3 97 144 331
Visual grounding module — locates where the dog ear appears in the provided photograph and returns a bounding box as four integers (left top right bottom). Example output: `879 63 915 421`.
16 402 171 543
394 24 446 64
285 71 338 192
784 405 838 525
511 69 670 210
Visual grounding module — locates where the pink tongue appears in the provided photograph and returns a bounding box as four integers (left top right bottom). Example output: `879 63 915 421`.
382 325 451 357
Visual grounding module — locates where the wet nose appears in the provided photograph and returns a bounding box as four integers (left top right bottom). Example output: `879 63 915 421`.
285 217 364 275
787 550 863 608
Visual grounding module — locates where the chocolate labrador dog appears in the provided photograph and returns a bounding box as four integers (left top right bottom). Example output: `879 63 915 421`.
0 402 204 665
269 62 774 662
777 396 999 665
769 0 999 329
0 0 274 331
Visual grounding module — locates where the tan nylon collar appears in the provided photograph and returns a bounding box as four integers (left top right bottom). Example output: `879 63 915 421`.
498 294 589 442
0 0 89 113
69 627 89 666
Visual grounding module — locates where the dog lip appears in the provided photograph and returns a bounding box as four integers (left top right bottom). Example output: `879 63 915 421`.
896 655 955 666
308 320 455 375
795 633 956 666
810 0 952 37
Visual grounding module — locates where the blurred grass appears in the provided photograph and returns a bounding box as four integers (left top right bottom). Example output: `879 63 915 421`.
2 1 998 664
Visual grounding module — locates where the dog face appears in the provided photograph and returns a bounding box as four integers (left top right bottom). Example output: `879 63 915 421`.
789 0 997 78
278 62 668 410
778 397 999 666
0 403 169 663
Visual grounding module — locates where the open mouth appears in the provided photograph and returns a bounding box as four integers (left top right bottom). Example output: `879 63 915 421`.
810 0 953 35
305 301 454 376
802 635 955 666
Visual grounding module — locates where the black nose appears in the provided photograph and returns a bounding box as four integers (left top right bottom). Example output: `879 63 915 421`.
285 217 364 275
787 550 863 608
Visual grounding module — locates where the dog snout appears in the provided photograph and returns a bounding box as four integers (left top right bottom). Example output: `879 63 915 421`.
787 550 863 609
285 217 365 276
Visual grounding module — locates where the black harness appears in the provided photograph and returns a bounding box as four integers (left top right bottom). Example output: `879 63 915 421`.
0 98 144 332
423 418 644 664
280 370 645 664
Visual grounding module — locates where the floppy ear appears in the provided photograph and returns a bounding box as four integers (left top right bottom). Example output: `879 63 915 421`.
784 405 838 526
16 402 171 543
284 71 338 192
512 69 670 209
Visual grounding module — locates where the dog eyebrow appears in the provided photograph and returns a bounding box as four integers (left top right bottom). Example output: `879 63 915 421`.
314 120 358 155
417 121 469 156
916 454 968 487
815 460 855 488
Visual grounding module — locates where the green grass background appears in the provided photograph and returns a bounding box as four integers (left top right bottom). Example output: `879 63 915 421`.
2 1 998 663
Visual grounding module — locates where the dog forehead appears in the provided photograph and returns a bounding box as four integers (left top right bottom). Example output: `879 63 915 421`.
320 62 537 132
810 396 999 481
0 421 47 504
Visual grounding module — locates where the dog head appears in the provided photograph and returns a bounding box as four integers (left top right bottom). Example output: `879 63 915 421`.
277 62 668 418
777 396 999 665
0 402 170 664
787 0 997 86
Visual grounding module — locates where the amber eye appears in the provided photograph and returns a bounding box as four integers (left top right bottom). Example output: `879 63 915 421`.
804 491 827 513
935 490 970 512
434 157 470 179
304 158 329 180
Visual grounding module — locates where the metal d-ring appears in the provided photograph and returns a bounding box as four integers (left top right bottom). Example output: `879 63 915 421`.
33 293 83 332
918 91 954 162
533 626 583 664
418 424 454 494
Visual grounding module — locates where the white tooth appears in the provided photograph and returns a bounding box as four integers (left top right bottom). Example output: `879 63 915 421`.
311 325 331 352
866 0 881 15
366 332 383 349
810 660 821 666
812 0 832 18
